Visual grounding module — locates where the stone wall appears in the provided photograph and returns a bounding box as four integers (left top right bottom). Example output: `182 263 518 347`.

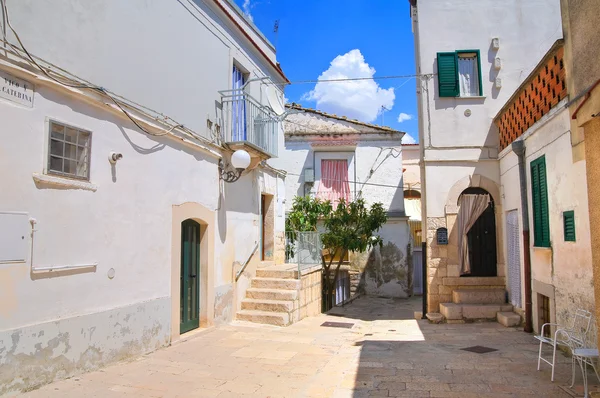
292 266 322 321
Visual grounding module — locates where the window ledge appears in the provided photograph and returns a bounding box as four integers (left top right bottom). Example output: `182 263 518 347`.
533 245 552 250
32 173 97 192
455 96 486 99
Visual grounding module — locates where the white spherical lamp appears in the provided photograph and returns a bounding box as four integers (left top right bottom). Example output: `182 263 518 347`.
231 149 251 170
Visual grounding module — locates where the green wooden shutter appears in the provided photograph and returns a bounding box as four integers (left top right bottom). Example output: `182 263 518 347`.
563 211 576 241
437 52 459 97
531 156 550 247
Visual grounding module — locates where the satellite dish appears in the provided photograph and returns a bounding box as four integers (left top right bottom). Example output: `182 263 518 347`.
266 85 285 116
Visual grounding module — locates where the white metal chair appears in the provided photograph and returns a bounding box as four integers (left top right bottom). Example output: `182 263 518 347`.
535 309 593 381
571 320 600 397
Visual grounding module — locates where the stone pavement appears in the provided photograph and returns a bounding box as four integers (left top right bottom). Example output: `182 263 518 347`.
19 296 594 397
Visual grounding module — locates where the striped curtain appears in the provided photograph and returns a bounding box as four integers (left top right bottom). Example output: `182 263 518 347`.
317 159 351 206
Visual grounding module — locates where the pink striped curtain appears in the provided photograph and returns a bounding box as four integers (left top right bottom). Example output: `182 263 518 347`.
317 159 351 206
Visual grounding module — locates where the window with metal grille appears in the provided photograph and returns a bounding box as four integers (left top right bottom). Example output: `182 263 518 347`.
563 210 576 242
48 120 91 180
539 294 551 337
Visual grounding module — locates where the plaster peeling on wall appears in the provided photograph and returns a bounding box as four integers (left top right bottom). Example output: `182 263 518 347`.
213 284 233 324
362 242 409 298
0 298 171 396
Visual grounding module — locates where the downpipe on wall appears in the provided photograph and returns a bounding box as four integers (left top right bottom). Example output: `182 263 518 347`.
512 140 533 333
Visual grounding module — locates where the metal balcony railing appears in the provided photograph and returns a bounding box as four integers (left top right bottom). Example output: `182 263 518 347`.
220 89 279 157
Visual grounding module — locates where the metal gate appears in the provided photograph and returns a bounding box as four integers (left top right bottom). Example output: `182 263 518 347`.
506 210 522 307
412 248 423 295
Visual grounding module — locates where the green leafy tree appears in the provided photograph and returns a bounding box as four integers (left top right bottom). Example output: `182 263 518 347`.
286 196 387 311
321 198 387 310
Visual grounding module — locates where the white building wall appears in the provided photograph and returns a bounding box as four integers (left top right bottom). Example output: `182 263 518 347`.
412 0 563 312
0 1 286 394
499 107 594 328
280 112 409 298
2 0 286 136
414 0 563 155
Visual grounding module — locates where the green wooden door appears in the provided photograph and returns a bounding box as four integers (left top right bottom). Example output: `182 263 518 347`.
180 219 200 334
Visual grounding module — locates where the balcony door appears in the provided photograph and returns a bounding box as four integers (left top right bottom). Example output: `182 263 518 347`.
232 65 247 141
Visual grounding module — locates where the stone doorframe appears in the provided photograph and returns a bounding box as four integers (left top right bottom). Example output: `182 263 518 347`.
444 174 506 277
444 174 505 276
171 202 216 342
426 174 506 312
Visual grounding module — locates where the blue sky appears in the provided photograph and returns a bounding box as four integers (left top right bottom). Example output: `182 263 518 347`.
236 0 418 143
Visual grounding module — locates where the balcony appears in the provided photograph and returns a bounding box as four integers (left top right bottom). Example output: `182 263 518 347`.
220 89 280 158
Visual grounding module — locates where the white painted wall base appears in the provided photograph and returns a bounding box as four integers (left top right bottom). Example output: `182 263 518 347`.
0 297 171 396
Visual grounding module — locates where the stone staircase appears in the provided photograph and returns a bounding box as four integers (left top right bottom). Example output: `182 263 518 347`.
236 267 301 326
439 288 521 326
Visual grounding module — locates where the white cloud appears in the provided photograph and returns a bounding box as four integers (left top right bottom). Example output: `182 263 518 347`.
303 49 395 123
397 112 413 123
242 0 253 22
402 134 417 144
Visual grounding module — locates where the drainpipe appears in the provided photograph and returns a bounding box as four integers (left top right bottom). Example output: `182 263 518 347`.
512 140 533 333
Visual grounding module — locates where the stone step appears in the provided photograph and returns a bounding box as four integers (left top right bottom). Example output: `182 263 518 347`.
497 311 521 327
245 288 298 301
236 309 290 326
256 269 297 279
440 303 514 320
452 288 506 304
251 277 300 290
241 298 295 312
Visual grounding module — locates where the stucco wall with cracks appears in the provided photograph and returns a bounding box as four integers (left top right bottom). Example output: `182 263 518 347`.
0 297 170 396
351 218 411 298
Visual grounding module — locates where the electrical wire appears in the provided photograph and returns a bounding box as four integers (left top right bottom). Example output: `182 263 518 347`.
282 73 433 86
286 171 404 190
0 0 202 140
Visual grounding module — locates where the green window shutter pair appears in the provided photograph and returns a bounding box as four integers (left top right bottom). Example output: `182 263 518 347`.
531 156 550 247
563 211 576 242
437 50 483 97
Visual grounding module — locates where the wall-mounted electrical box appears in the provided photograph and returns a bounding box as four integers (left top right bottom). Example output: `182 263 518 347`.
304 168 315 183
0 212 29 262
495 77 503 89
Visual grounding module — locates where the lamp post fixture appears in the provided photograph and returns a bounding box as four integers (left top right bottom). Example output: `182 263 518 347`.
219 149 251 183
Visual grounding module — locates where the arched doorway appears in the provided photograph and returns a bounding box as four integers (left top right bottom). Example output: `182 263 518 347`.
459 187 497 276
180 219 201 333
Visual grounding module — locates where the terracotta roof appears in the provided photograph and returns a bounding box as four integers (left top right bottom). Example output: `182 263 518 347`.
285 103 404 134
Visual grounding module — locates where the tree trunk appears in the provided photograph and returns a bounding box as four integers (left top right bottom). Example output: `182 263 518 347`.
324 249 347 311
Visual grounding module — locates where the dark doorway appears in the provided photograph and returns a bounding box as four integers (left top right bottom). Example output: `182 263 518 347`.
461 187 497 277
180 219 200 334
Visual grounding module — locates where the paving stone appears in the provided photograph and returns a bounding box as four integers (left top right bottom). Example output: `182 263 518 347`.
19 296 575 398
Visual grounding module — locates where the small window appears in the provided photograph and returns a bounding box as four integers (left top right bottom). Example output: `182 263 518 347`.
47 120 91 180
539 294 551 337
563 210 576 242
437 50 483 98
530 155 550 247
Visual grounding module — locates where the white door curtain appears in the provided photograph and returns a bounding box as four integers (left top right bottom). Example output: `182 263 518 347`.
457 194 491 274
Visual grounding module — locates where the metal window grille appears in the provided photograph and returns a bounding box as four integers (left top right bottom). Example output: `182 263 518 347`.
48 120 91 180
